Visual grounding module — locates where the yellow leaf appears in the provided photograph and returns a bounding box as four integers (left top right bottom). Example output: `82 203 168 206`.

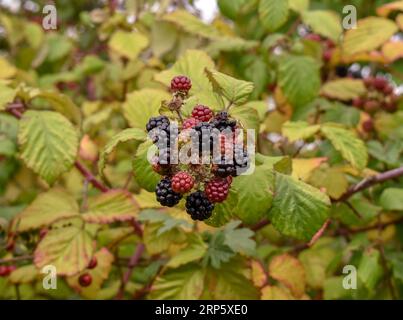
67 248 114 299
251 260 268 287
269 254 306 298
261 285 295 300
134 190 161 209
321 79 366 101
108 30 149 60
292 158 328 181
377 1 403 17
397 14 403 30
382 41 403 62
0 57 16 79
9 265 39 284
342 17 398 56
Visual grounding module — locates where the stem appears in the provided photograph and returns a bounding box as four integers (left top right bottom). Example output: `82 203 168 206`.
116 243 145 299
337 166 403 202
0 255 32 265
74 161 109 193
334 217 403 236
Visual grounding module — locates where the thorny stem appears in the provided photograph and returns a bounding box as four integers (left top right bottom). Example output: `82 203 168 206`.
0 255 33 265
116 243 145 299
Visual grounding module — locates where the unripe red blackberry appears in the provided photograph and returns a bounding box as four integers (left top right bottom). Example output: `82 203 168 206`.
205 178 231 203
382 101 397 113
171 75 192 93
383 85 394 95
185 191 214 221
323 49 333 62
79 273 92 287
191 105 214 122
0 266 8 277
155 177 183 207
87 257 97 269
171 172 195 194
305 33 322 42
182 117 200 129
362 119 374 133
364 100 379 113
364 77 374 88
373 77 387 91
352 97 364 108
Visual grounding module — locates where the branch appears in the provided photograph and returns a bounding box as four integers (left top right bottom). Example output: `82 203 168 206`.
337 166 403 202
74 161 109 193
116 243 145 299
0 255 33 265
334 216 403 236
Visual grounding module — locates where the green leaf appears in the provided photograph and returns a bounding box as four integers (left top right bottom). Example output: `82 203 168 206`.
268 173 330 240
289 0 309 13
46 34 72 62
8 265 38 284
154 49 223 110
205 37 258 57
205 68 254 105
99 128 147 179
321 79 366 101
358 248 383 292
204 232 235 269
379 188 403 211
259 0 289 32
343 17 398 56
231 165 275 224
143 221 187 255
302 10 342 42
108 30 149 60
162 10 221 39
138 209 192 235
83 190 139 224
11 188 79 232
0 83 16 110
122 89 171 129
282 121 320 142
205 189 238 227
34 222 94 276
223 221 256 255
150 263 205 299
151 21 178 58
321 124 368 171
18 111 79 184
208 260 259 299
217 0 248 20
386 252 403 282
308 166 348 200
132 141 161 192
166 234 208 268
278 55 321 107
30 91 82 126
230 105 260 132
0 57 16 79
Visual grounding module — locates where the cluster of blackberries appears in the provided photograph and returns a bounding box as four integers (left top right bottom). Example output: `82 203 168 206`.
304 33 335 63
146 75 250 221
78 256 97 287
0 265 16 277
351 77 399 132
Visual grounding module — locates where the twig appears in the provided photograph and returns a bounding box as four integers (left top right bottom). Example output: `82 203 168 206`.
343 201 363 219
308 219 331 247
250 219 270 231
333 217 403 236
337 166 403 202
0 255 33 265
116 243 145 299
74 161 109 193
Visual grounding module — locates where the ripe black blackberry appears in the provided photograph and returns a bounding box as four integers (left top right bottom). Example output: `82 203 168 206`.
155 177 183 207
213 155 236 178
146 116 170 132
211 111 237 132
185 191 214 221
192 122 215 154
233 148 250 176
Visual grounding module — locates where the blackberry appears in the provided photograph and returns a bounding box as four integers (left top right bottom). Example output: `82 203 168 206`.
213 155 236 178
151 155 172 175
205 178 231 203
211 111 237 132
146 116 170 132
182 117 200 129
171 172 194 194
79 273 92 287
191 105 214 122
155 177 183 207
233 148 250 176
362 119 374 133
185 191 214 221
171 75 192 93
335 65 349 78
192 122 215 154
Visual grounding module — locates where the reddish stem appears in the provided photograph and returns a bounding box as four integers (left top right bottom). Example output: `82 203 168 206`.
74 161 109 192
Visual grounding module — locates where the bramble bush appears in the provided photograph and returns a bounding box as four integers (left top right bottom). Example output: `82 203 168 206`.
0 0 403 300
